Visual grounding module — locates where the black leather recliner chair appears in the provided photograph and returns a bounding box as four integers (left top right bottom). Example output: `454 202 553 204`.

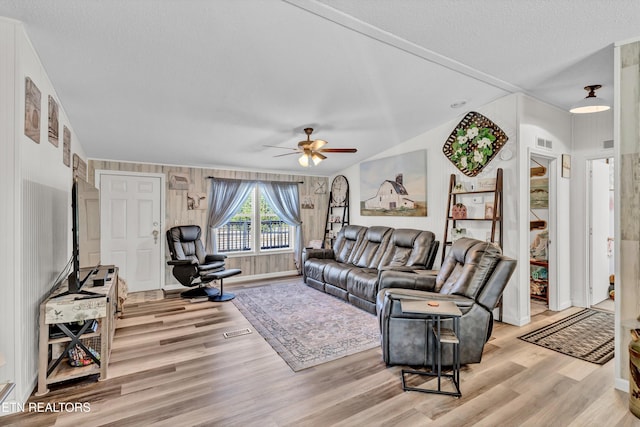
166 225 241 301
376 237 516 366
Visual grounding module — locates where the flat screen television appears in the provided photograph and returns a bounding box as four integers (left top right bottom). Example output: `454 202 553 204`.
68 177 102 294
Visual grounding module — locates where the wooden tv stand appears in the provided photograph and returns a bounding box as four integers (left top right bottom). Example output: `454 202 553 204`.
37 265 119 396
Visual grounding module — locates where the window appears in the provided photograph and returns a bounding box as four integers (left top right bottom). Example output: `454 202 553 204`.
216 187 292 254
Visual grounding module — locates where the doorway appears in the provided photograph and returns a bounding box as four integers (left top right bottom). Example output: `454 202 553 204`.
97 171 165 292
588 158 615 311
529 155 551 316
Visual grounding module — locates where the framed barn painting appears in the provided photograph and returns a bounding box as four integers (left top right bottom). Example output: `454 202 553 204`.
359 150 427 216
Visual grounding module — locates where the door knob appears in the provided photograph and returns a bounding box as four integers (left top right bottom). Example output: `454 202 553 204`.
152 229 159 244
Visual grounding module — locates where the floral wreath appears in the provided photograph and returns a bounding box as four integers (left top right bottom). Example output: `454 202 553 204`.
450 124 496 172
443 111 508 177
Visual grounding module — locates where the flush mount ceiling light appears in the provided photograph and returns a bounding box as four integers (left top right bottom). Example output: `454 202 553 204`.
569 85 610 114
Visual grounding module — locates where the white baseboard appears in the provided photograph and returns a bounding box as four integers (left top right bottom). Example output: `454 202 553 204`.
615 378 629 392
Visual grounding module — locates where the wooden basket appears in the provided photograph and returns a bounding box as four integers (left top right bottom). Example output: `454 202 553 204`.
443 111 509 177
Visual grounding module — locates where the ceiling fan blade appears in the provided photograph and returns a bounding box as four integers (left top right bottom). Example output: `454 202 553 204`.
273 152 300 158
313 152 327 160
318 148 358 153
310 139 328 150
263 145 299 151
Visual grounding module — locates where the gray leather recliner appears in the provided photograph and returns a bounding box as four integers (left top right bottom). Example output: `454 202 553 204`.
376 237 516 366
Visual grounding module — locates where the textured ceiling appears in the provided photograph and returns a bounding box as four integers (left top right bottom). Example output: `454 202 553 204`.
0 0 637 175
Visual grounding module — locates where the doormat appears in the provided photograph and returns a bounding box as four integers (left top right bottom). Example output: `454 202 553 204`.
232 281 380 371
518 308 614 364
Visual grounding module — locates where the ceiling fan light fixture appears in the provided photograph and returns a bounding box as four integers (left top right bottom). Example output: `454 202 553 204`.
298 151 323 167
311 152 324 166
569 85 610 114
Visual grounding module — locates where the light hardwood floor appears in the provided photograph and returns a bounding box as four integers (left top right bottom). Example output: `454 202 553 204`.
2 276 638 426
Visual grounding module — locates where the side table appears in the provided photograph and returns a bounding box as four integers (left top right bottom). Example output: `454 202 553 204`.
399 299 462 397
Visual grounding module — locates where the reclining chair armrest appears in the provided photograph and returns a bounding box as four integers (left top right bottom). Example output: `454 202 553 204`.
303 248 335 260
384 288 474 308
198 261 226 272
378 269 438 293
168 259 197 266
205 254 227 263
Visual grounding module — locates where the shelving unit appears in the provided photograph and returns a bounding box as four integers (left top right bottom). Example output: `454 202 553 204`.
323 175 350 248
37 265 119 396
530 259 549 303
441 168 503 264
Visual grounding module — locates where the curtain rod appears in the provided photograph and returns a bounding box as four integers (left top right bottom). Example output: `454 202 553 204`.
206 176 304 184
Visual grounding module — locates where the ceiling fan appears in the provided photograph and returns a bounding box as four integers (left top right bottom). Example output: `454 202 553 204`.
265 128 357 167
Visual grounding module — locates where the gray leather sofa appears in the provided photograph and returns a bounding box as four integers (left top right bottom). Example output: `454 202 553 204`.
376 237 516 366
303 225 439 313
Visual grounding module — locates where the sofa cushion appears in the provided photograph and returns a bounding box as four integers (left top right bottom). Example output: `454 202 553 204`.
304 258 336 282
323 262 357 290
380 229 437 269
333 225 366 264
346 268 379 302
351 226 392 268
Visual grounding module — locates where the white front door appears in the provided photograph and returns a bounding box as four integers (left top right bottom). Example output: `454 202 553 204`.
99 172 163 292
590 160 611 305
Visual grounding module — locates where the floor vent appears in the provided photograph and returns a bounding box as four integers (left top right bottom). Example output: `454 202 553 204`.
223 328 252 339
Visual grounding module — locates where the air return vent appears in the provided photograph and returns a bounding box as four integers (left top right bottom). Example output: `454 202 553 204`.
536 137 553 150
223 328 252 339
603 139 614 149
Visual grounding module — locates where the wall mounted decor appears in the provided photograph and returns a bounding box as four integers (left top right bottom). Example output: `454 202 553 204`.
360 150 427 216
48 96 59 147
443 111 508 177
562 154 572 178
24 77 41 143
301 195 315 209
168 172 190 190
186 192 206 210
313 179 326 194
63 125 71 167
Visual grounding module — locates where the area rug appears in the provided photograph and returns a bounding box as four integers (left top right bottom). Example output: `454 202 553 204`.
232 282 380 371
518 308 614 364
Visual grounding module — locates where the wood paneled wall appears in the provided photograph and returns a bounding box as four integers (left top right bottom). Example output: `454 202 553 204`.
88 160 329 285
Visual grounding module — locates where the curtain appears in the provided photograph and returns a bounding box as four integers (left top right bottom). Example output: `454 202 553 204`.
206 178 256 253
258 181 303 273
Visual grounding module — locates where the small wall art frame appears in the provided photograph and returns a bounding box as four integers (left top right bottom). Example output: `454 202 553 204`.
24 77 41 143
562 154 571 178
48 96 59 147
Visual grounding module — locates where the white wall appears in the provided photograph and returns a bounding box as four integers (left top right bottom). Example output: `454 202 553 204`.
0 17 17 407
335 94 523 324
569 110 614 307
0 17 85 408
335 93 577 326
517 95 573 321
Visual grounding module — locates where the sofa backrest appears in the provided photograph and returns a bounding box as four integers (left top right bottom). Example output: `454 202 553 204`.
167 225 207 264
379 229 438 269
351 226 393 268
436 238 503 300
333 225 367 263
476 255 516 310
